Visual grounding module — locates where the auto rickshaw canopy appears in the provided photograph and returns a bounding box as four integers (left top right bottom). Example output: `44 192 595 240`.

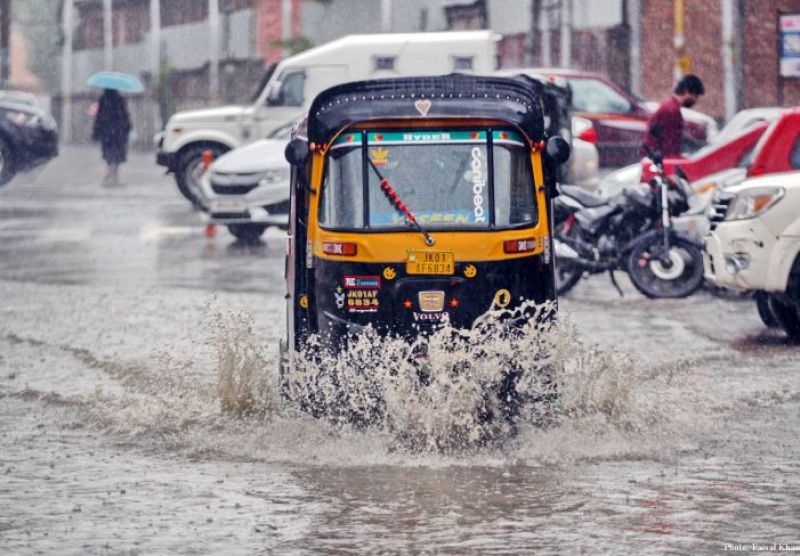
306 74 547 146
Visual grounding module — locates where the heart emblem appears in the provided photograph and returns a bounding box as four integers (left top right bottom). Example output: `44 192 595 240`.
414 99 432 117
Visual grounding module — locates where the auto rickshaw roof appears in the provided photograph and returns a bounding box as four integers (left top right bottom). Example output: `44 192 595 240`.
307 74 546 145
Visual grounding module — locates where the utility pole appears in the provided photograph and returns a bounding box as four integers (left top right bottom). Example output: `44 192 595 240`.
381 0 392 33
541 0 552 67
150 0 160 130
103 0 112 70
627 0 642 98
150 0 160 80
559 0 571 68
281 0 291 56
721 0 740 121
673 0 688 81
62 0 74 142
0 0 10 86
208 0 219 102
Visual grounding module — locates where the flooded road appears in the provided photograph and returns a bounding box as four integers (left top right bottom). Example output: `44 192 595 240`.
1 148 799 554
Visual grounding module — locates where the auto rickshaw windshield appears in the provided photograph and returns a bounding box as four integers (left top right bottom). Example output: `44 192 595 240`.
318 129 537 231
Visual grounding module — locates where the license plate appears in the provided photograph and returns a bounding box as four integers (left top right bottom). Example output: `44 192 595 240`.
213 199 248 213
406 251 454 275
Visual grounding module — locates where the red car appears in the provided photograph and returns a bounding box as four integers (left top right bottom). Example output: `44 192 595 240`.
747 108 800 177
640 121 769 184
638 108 800 185
511 68 709 167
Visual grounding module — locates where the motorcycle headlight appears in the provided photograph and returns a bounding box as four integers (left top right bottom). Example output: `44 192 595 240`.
5 110 40 127
724 187 784 221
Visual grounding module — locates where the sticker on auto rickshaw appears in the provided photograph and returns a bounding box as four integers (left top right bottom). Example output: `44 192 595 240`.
406 251 455 275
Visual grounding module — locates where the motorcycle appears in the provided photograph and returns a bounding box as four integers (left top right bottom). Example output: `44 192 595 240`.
553 146 705 298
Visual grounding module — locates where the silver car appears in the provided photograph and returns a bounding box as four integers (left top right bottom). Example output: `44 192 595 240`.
198 122 293 242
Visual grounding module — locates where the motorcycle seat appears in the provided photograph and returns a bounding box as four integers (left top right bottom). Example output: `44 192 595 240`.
559 184 608 208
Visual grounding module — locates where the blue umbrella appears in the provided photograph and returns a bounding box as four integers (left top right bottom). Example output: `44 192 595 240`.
87 71 144 93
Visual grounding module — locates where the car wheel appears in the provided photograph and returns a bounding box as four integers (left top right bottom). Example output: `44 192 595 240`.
227 224 267 244
0 137 17 187
770 295 800 341
755 291 780 328
175 145 227 207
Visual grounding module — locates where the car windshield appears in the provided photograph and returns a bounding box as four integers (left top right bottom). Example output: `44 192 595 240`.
567 78 632 114
319 129 536 231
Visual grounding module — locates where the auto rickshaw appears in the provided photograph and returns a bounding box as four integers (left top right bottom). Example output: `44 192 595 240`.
280 74 570 403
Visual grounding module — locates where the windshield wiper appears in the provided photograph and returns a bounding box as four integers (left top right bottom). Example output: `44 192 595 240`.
367 158 435 246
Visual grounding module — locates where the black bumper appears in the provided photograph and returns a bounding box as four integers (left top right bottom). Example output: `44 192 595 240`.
156 150 177 172
14 127 59 170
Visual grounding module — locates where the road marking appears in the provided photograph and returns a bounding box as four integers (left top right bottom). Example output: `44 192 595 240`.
139 224 200 242
34 228 93 243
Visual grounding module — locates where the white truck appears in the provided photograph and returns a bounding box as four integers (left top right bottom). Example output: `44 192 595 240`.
703 171 800 340
155 31 499 205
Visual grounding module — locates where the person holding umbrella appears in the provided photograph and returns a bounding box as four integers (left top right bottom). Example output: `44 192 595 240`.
88 72 142 185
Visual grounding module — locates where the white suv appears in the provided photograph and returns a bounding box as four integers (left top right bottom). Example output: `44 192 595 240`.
703 171 800 339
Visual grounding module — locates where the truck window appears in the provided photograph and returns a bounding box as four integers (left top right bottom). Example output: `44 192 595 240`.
453 57 474 71
373 57 395 71
274 71 305 107
791 137 800 169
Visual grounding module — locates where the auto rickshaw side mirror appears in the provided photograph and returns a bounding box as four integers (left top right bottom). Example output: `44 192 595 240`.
545 136 571 166
284 137 310 167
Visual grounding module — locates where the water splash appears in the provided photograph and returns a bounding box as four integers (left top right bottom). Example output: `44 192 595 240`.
206 299 708 459
22 297 713 465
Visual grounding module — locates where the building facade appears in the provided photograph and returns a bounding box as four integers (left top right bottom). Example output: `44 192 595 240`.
638 0 800 121
50 0 800 146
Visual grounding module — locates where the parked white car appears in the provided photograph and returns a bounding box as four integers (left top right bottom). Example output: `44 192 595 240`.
703 171 800 339
198 123 293 242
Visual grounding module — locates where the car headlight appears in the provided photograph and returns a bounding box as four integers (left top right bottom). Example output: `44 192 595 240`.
5 110 40 127
724 187 784 221
260 168 289 184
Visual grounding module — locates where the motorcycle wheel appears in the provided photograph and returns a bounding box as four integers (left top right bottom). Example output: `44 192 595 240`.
626 234 705 298
554 226 584 296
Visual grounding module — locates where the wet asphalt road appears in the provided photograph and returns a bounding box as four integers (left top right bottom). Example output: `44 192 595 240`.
1 148 800 554
0 146 286 294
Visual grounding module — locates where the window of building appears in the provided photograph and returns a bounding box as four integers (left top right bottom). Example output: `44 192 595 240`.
220 0 253 12
161 0 208 26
